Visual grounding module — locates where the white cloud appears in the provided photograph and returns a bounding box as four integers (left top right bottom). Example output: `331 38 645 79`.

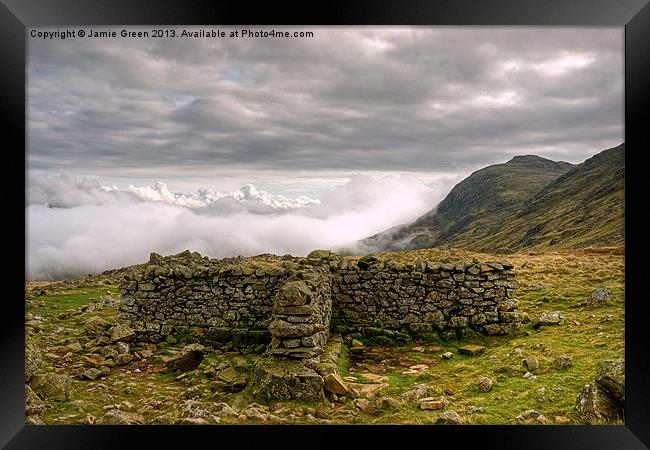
26 173 451 280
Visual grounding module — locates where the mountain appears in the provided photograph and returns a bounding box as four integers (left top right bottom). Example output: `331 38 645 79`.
363 143 624 253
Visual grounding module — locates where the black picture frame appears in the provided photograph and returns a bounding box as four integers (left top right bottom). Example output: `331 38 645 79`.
2 0 648 448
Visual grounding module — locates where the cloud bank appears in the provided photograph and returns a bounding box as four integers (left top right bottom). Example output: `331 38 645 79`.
26 173 454 280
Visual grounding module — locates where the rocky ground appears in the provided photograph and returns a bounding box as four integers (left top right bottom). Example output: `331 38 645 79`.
25 246 625 425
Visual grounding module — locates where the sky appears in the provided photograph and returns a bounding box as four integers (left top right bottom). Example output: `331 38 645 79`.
26 26 624 279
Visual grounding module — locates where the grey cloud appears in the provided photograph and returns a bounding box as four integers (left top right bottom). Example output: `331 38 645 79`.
27 27 623 177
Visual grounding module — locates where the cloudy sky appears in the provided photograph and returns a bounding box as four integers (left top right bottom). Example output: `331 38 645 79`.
26 26 623 279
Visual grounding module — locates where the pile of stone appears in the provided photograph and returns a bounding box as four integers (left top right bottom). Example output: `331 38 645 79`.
268 267 333 369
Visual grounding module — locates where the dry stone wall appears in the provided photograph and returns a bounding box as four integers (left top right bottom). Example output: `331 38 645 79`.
118 250 522 354
330 254 521 337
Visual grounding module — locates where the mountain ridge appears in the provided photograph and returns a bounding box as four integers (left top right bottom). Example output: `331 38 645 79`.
362 143 624 253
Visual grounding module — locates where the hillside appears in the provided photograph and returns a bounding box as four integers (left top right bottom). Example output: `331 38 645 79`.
363 143 624 253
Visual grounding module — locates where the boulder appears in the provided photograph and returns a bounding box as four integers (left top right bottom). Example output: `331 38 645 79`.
324 373 348 396
595 358 624 404
249 358 324 401
83 316 112 338
25 384 45 417
307 250 334 259
100 410 145 425
552 355 574 370
25 336 42 382
109 324 136 343
585 288 614 307
164 344 205 372
522 357 539 372
537 311 564 326
436 410 462 424
458 344 485 356
30 373 72 402
477 376 493 392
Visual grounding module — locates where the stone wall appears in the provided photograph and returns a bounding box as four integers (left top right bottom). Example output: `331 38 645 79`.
330 254 521 337
118 250 522 350
118 250 291 345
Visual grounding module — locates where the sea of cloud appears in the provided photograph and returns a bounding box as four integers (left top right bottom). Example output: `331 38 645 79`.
26 172 456 280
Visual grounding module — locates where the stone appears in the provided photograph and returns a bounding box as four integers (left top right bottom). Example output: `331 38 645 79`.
523 371 536 379
213 402 239 417
595 358 625 404
216 367 240 384
114 353 135 366
516 409 548 424
249 359 324 401
324 373 349 396
25 336 42 382
273 280 313 307
164 344 205 372
441 352 454 360
458 345 485 356
537 311 564 326
401 384 431 403
552 355 574 370
307 249 334 259
181 417 209 425
30 373 72 402
378 396 401 410
522 357 539 372
81 368 104 381
585 288 614 307
25 384 45 417
420 399 446 411
436 410 462 424
109 324 136 343
477 376 493 392
116 342 130 354
83 316 112 338
467 406 485 414
100 410 145 425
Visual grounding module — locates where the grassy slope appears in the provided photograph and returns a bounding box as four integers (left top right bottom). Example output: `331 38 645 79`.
27 246 624 425
363 144 624 254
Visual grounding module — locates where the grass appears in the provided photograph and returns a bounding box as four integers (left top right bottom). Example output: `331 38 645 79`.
29 246 624 425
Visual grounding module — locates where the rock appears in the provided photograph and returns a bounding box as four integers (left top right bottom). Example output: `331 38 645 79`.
114 353 135 366
249 359 324 401
213 402 239 418
537 311 564 326
25 336 42 382
116 342 130 354
552 355 574 370
243 405 270 421
401 384 431 403
458 345 485 356
441 352 454 360
324 373 349 396
109 324 136 343
351 339 364 349
140 349 153 359
83 316 112 338
585 288 614 307
595 358 625 404
377 396 401 411
165 344 205 372
411 346 425 353
516 409 549 424
81 368 104 381
25 384 45 416
467 406 485 414
354 398 375 413
437 410 462 424
100 410 144 425
65 342 83 353
181 417 209 425
216 367 240 384
273 281 313 307
522 357 539 372
420 399 446 411
30 373 72 402
477 376 493 392
523 372 536 379
307 249 334 259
